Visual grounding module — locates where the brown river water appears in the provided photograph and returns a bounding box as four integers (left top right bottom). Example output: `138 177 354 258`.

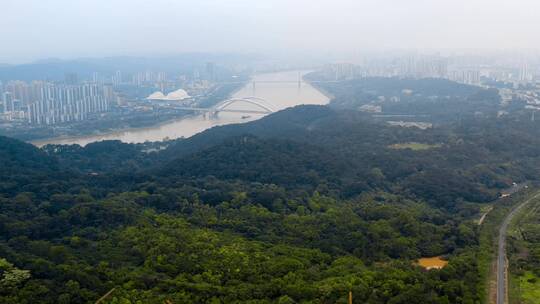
32 71 329 147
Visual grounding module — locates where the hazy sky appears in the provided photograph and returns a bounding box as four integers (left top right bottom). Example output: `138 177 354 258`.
1 0 539 63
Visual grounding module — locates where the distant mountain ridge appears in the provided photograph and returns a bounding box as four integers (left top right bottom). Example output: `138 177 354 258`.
0 53 257 82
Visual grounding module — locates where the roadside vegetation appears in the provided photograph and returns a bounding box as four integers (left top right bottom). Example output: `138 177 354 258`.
507 195 540 304
475 189 538 304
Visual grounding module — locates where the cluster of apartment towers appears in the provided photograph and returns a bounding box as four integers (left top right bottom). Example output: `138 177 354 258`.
0 78 113 125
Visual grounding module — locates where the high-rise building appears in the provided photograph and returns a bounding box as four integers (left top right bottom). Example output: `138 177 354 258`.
519 64 532 83
102 84 115 103
0 85 4 114
206 62 216 81
3 92 13 112
4 80 32 106
26 83 110 125
157 72 167 82
434 59 448 78
113 70 122 86
450 70 481 85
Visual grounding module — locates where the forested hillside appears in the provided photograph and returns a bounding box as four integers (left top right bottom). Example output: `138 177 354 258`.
306 76 503 122
2 78 540 303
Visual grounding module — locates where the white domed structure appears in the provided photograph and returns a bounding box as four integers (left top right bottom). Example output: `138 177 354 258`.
146 89 191 101
166 89 190 101
147 91 167 100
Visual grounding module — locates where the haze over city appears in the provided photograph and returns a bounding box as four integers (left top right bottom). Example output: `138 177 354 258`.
2 1 540 304
2 0 540 63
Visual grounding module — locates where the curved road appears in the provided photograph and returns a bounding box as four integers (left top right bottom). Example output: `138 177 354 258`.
497 191 540 304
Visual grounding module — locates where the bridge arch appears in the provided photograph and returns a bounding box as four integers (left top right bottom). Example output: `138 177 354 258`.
214 97 275 113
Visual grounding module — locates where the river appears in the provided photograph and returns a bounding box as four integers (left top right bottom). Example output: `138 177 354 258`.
32 70 329 147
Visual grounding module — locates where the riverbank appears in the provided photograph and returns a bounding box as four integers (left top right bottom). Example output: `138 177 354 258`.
305 80 335 102
30 112 199 147
31 70 330 147
25 83 246 147
25 82 246 147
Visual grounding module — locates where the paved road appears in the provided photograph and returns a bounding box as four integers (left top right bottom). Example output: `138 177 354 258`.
496 191 540 304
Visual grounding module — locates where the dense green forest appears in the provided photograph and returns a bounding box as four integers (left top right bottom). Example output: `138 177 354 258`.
2 77 540 303
307 76 505 123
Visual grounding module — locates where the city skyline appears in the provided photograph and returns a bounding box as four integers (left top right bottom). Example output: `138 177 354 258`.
2 51 538 127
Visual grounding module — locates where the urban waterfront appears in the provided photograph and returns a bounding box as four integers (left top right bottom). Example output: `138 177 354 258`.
32 71 329 147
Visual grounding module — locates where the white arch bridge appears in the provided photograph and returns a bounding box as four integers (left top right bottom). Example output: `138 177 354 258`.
170 96 276 118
